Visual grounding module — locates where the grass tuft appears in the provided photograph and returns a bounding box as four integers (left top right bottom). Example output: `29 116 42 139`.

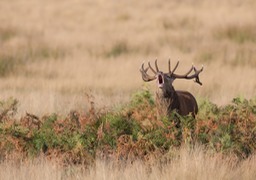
214 24 256 44
105 41 130 58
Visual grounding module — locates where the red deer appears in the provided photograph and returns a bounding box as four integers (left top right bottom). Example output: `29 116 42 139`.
140 59 203 119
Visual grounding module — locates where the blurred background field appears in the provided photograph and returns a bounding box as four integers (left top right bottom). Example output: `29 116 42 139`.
1 0 256 116
1 1 256 179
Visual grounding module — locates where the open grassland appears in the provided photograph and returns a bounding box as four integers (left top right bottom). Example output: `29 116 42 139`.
0 0 256 179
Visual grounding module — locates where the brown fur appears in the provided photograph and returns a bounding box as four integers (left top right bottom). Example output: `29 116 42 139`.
176 91 198 117
156 89 198 119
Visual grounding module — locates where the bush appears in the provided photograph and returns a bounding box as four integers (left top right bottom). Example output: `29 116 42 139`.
0 91 255 165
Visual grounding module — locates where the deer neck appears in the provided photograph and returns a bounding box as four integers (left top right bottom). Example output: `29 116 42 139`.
156 86 180 117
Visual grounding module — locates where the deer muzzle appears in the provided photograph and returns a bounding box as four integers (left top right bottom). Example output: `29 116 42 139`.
157 74 164 88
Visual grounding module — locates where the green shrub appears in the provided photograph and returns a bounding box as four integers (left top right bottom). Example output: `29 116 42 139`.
0 92 256 164
98 113 141 148
130 88 155 107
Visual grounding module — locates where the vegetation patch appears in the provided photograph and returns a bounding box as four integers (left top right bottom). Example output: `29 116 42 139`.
196 50 215 64
0 44 65 77
0 26 18 42
0 56 19 77
214 24 256 44
0 26 66 77
105 41 130 58
0 90 255 166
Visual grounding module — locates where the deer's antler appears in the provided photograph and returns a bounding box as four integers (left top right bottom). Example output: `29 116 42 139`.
140 59 159 82
140 59 204 85
168 61 204 85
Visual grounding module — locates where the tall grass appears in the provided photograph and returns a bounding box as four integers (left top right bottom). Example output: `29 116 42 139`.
0 146 256 180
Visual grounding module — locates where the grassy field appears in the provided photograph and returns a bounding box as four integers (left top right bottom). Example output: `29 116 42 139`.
0 0 256 179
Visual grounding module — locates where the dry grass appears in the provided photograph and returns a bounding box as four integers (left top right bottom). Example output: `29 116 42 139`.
0 0 256 116
0 146 255 180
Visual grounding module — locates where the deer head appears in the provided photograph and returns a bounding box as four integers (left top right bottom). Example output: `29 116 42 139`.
140 59 203 97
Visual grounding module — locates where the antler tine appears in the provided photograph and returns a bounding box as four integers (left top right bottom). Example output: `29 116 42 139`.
171 61 179 75
155 59 159 72
183 64 194 77
193 65 204 85
168 58 171 74
141 62 149 72
140 62 157 82
148 61 157 74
